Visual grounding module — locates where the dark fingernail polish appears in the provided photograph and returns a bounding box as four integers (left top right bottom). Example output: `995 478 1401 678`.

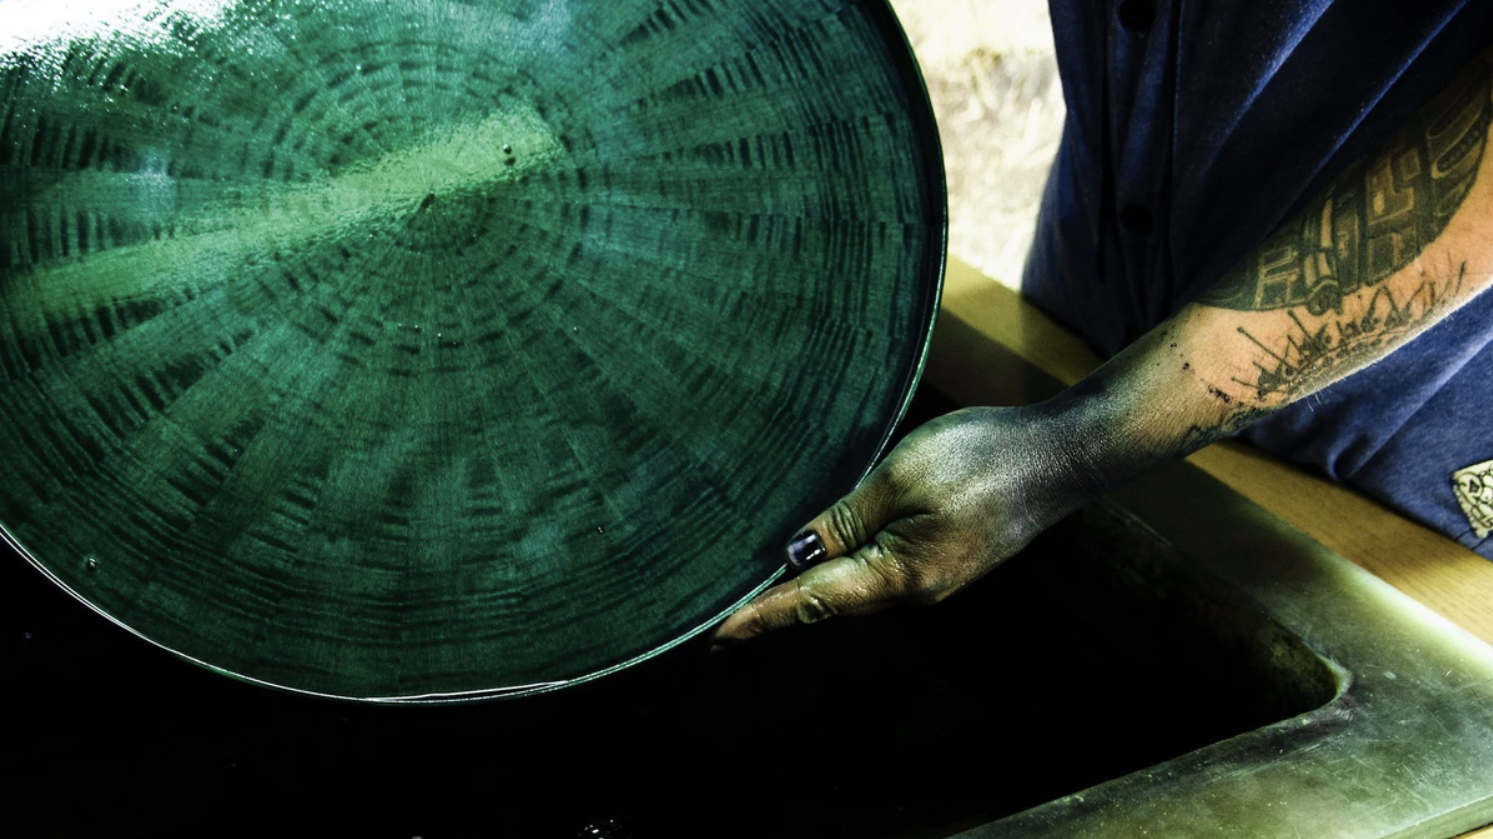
785 531 827 572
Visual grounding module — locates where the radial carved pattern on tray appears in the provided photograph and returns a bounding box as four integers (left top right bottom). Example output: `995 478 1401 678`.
0 0 944 699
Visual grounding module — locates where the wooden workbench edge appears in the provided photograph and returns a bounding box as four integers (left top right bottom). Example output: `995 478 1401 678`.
926 256 1493 646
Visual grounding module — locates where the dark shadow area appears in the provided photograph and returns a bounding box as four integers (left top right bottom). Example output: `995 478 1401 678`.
9 388 1337 838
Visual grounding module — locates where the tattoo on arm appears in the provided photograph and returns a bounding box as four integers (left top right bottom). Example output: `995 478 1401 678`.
1201 51 1491 315
1169 49 1492 451
1227 260 1468 402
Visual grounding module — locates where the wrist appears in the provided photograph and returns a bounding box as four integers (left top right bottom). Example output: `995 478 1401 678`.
1034 369 1182 501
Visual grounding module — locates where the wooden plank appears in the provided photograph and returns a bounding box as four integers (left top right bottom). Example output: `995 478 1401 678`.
929 255 1493 646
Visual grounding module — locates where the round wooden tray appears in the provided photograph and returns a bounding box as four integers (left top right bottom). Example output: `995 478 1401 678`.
0 0 945 700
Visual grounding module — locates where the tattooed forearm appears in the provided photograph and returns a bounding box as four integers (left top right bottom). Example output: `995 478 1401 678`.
1052 47 1493 484
1201 52 1491 314
1168 260 1473 452
1231 259 1468 401
1176 49 1493 446
1174 256 1471 449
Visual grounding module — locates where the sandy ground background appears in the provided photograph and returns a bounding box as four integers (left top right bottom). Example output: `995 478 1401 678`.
888 0 1066 289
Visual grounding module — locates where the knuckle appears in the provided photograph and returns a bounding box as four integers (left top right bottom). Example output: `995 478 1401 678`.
740 604 771 637
858 538 919 602
795 587 836 625
826 499 865 549
872 534 953 606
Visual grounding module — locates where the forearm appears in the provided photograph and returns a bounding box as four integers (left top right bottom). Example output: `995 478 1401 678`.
716 46 1493 643
1049 45 1493 491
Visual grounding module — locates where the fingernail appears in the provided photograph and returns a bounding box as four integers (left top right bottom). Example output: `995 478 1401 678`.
785 531 827 572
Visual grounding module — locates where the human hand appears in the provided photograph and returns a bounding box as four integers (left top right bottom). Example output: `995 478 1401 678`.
710 405 1098 647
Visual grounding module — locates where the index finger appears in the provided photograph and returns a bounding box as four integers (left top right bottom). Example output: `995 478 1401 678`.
710 548 903 647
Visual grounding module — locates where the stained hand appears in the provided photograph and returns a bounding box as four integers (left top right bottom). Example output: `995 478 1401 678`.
710 405 1096 647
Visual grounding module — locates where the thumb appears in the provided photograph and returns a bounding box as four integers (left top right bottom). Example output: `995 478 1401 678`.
785 468 898 572
710 471 900 646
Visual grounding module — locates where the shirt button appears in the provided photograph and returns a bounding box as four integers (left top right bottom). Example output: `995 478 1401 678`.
1117 0 1156 32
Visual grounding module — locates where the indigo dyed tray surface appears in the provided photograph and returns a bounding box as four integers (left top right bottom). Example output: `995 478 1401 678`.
0 0 945 699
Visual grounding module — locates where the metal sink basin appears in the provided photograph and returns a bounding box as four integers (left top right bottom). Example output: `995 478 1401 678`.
19 379 1490 836
967 457 1493 838
923 321 1493 839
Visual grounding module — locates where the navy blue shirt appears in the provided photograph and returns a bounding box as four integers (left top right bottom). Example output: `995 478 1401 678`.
1023 0 1493 556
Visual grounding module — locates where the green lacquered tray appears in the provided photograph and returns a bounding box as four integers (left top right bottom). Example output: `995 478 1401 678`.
0 0 945 700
